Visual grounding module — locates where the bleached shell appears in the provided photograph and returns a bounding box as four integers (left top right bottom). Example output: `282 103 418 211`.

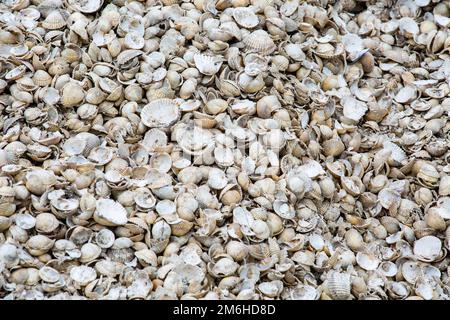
399 17 419 37
289 285 319 300
327 272 351 300
207 168 228 190
88 146 114 166
342 33 365 61
149 153 172 173
141 99 180 128
258 280 283 298
378 261 398 277
394 85 417 104
95 229 115 249
342 96 368 123
193 54 223 76
68 0 103 13
39 266 61 283
70 266 97 286
232 7 259 29
401 261 421 285
42 10 66 30
298 160 325 179
243 30 276 55
383 141 407 165
273 200 295 219
378 188 401 209
63 137 87 156
214 146 234 167
14 213 36 230
94 199 128 226
413 236 442 262
356 252 380 271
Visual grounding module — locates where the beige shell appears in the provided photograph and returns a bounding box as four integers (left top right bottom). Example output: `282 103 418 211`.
327 272 351 300
413 236 442 262
61 82 85 108
141 99 180 128
232 7 259 28
70 266 97 286
243 30 276 55
194 53 223 76
94 199 128 226
42 10 66 30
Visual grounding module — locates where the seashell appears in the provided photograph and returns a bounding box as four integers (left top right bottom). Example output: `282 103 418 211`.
94 199 128 227
356 252 380 271
413 236 442 262
68 0 103 13
194 54 223 76
327 272 351 300
42 10 66 30
61 82 85 108
243 30 276 55
70 266 97 286
141 99 180 128
233 7 259 29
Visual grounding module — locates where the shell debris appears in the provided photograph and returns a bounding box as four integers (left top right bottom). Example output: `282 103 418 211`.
0 0 449 301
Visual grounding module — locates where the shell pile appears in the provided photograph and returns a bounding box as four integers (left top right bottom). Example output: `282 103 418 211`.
0 0 450 301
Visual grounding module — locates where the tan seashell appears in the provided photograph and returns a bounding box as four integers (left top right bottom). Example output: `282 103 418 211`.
326 272 351 300
141 99 180 128
243 30 276 55
94 199 128 226
42 10 66 30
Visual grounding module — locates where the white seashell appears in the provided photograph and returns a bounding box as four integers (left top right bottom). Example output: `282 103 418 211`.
193 53 223 76
356 252 380 271
342 95 368 123
70 265 97 286
413 236 442 262
141 99 180 128
94 199 128 226
232 7 259 29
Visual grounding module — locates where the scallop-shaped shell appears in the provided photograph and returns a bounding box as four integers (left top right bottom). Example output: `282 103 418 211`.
413 236 442 262
94 199 128 226
342 95 368 123
42 10 66 30
232 7 259 28
327 272 351 300
141 99 180 128
194 54 223 76
243 30 276 55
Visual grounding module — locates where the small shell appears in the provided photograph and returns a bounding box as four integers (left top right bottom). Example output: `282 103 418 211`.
243 30 276 55
413 236 442 262
194 54 223 76
141 99 180 128
327 272 351 300
94 199 128 226
42 11 66 30
233 7 259 28
356 252 380 271
70 266 97 286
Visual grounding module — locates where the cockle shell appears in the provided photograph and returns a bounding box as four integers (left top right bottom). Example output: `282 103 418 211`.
94 199 128 227
243 30 276 55
141 99 180 128
194 54 223 76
